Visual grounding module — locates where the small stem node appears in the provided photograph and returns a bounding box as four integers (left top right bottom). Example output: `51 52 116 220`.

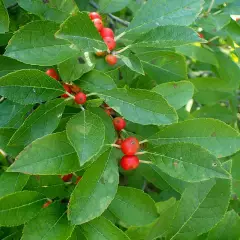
139 139 148 145
115 45 130 54
140 160 153 165
136 151 148 155
111 144 121 149
86 92 98 97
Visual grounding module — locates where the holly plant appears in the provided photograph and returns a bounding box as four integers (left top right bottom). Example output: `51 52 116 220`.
1 0 240 239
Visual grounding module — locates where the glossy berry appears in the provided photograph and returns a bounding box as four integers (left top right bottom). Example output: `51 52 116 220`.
43 200 52 208
61 173 73 182
100 28 114 38
45 68 59 80
105 54 118 65
96 51 106 57
113 117 126 131
76 176 82 184
93 19 104 32
75 92 87 104
103 37 116 51
120 155 140 170
89 12 102 20
121 137 140 155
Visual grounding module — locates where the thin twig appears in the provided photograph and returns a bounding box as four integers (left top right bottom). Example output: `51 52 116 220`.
115 45 131 54
208 36 219 43
207 0 215 14
89 0 130 27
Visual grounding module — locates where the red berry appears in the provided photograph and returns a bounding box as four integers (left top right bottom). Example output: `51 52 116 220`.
100 28 114 38
43 200 52 208
76 176 82 184
120 155 140 170
121 137 140 155
61 173 73 182
105 54 118 65
113 117 126 131
103 37 116 51
75 92 87 104
45 68 59 80
93 19 104 32
198 33 204 39
89 12 102 20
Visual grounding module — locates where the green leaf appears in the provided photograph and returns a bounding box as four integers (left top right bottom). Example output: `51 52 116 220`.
66 110 105 166
0 172 29 198
0 0 9 33
149 118 240 157
0 56 37 78
5 21 78 66
81 216 130 240
196 14 230 33
98 0 129 13
207 210 240 240
0 191 45 226
90 107 116 145
0 100 32 128
68 149 119 225
0 69 64 105
0 128 23 157
136 51 187 83
166 179 231 239
17 0 77 23
156 197 176 215
216 51 240 89
58 53 95 82
56 12 107 52
77 70 117 92
68 226 87 240
148 179 231 239
74 0 89 11
124 0 204 39
22 201 75 240
148 143 230 182
98 88 178 126
24 175 72 199
138 163 171 190
119 53 144 75
131 26 203 49
8 99 66 146
109 186 159 226
192 104 235 124
152 81 194 110
190 77 234 105
176 45 218 66
219 20 240 45
8 132 80 175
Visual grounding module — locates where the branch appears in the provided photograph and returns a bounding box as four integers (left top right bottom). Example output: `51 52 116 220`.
89 0 130 27
207 0 215 14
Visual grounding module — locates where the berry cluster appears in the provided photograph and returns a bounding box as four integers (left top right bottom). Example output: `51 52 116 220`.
111 116 141 171
45 68 87 105
89 12 118 66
